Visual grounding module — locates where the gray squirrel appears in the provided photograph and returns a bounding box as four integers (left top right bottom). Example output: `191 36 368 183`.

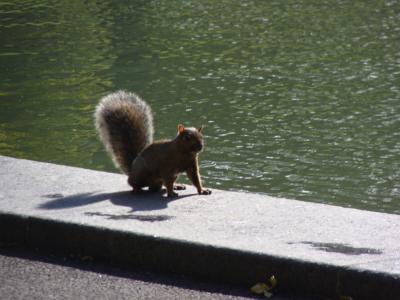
95 91 211 197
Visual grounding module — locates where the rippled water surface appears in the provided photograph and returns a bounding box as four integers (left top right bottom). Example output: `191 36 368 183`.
1 0 399 213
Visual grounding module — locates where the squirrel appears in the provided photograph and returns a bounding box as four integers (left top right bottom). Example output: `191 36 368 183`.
95 90 211 197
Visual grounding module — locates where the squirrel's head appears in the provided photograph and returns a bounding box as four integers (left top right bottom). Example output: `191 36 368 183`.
176 124 204 153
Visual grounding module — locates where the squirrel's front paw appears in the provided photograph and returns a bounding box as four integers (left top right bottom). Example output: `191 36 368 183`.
199 189 212 195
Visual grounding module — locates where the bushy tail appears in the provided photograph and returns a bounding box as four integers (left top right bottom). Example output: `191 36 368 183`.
95 91 154 174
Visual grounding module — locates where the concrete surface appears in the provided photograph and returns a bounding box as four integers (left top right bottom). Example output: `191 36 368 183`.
0 155 399 299
0 246 320 300
0 247 248 300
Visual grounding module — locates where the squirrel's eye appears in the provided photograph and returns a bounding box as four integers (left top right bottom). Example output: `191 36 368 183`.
184 134 191 140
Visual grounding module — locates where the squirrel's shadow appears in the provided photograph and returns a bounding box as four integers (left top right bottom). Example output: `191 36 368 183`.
39 190 196 212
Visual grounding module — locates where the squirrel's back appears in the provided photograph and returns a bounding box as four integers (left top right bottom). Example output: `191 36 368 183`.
95 91 154 174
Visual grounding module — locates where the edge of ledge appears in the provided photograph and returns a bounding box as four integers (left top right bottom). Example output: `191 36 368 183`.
1 210 399 300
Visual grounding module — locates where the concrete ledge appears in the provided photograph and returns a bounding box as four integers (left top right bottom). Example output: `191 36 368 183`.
0 155 399 299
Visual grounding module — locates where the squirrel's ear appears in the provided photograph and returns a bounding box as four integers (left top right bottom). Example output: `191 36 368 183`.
198 126 203 133
178 124 185 134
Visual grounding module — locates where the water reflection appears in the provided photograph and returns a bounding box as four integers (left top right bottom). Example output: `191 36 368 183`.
0 0 399 214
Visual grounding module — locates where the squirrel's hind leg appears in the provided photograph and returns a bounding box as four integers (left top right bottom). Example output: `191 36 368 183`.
149 181 163 192
163 176 179 197
128 176 144 194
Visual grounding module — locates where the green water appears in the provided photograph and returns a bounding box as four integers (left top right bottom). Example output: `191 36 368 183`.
1 0 399 214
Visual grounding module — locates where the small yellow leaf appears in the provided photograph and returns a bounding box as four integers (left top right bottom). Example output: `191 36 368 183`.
263 290 273 298
250 283 268 294
266 275 277 290
250 275 277 296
